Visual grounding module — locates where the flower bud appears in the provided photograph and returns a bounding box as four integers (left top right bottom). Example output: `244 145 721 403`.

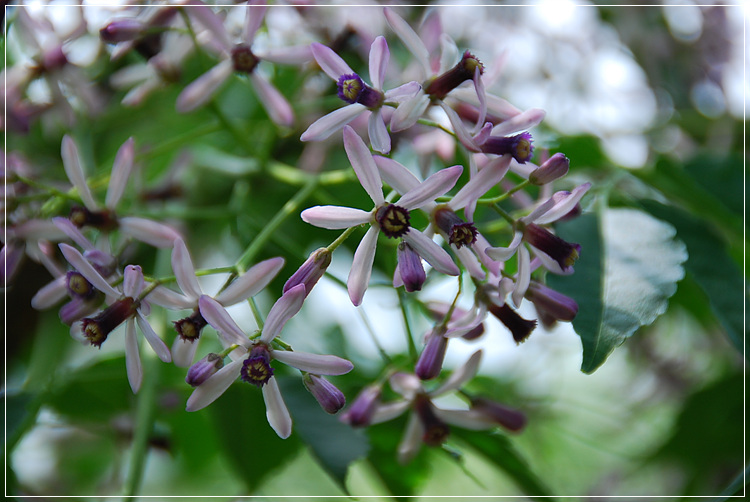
395 241 425 292
529 153 569 185
186 353 224 387
479 132 534 164
415 329 448 380
303 374 346 414
523 223 580 272
283 248 331 297
470 397 527 432
525 281 578 323
341 384 381 427
425 51 483 100
100 19 146 43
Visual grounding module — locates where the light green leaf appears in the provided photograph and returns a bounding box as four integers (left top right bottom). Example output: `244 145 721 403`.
550 208 687 373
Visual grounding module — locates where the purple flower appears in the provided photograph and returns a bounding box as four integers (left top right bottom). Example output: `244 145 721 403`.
185 287 353 438
301 126 460 305
59 244 172 393
301 37 420 154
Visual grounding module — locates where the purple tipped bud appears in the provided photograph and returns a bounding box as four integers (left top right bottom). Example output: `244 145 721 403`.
303 374 346 414
523 223 580 271
81 297 138 347
283 248 332 296
186 353 224 387
480 132 534 163
415 329 448 380
470 397 527 432
432 206 477 249
341 384 381 427
100 19 146 43
414 394 450 447
487 303 536 344
529 153 569 185
336 73 384 108
396 241 425 292
425 51 484 100
525 281 578 323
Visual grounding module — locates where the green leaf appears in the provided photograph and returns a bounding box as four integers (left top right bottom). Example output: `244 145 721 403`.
208 382 303 492
279 377 370 491
549 208 687 373
455 430 556 500
640 200 744 353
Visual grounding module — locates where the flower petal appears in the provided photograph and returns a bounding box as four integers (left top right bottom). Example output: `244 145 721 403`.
185 358 243 412
396 165 462 210
176 59 233 113
62 135 98 210
118 217 181 248
434 408 494 430
373 155 420 194
105 137 134 209
369 36 389 90
390 92 430 132
260 284 306 343
172 238 202 301
172 337 199 368
397 412 424 464
263 377 293 438
242 0 267 44
123 264 144 298
369 400 411 425
250 73 294 127
198 295 249 347
273 350 353 375
300 205 372 229
347 225 379 306
185 1 232 53
403 229 458 276
485 231 523 262
136 313 171 362
343 125 385 206
512 245 530 308
533 182 592 225
432 349 482 396
52 216 94 250
310 42 354 80
454 245 485 280
145 286 193 309
384 7 431 77
490 108 546 137
31 276 68 310
300 104 366 142
215 256 285 306
59 243 120 298
438 33 459 74
384 81 421 104
439 100 479 152
368 110 391 154
125 319 143 393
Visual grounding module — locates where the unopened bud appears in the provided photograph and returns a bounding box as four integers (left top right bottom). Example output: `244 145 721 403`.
470 397 527 432
529 153 569 185
100 19 147 43
186 353 224 387
396 241 425 292
303 374 346 414
341 384 381 427
283 248 331 297
415 329 448 380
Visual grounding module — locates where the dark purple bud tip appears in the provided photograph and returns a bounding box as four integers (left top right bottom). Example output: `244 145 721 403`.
480 132 534 163
523 223 580 271
186 353 224 387
376 204 411 238
337 73 384 108
525 281 578 323
174 309 208 342
283 248 332 296
397 241 426 292
231 44 259 74
240 344 274 388
529 152 569 185
488 303 536 344
342 385 381 427
470 397 527 432
303 374 346 414
432 206 477 249
81 297 138 347
415 330 448 381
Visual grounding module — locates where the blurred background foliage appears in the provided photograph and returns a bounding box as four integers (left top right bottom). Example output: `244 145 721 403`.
4 1 746 499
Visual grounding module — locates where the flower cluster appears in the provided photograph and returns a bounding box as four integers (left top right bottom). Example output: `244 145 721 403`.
5 2 591 458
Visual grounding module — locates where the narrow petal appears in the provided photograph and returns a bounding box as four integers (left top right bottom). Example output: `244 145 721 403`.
273 350 353 375
450 155 511 211
474 232 501 277
390 92 430 132
242 0 267 44
533 183 592 225
384 81 421 104
368 110 391 154
215 256 285 306
260 45 313 65
512 245 530 308
176 59 233 113
432 349 482 396
300 104 366 142
123 264 144 298
301 205 372 229
389 372 422 397
370 400 411 425
472 67 487 134
396 165 462 210
384 7 431 77
185 1 232 53
343 126 385 206
397 412 424 464
62 135 98 210
185 358 243 411
369 36 389 90
31 276 67 310
199 295 249 347
59 243 120 298
118 217 181 248
125 319 143 393
250 73 294 127
440 100 479 152
373 155 420 194
52 217 94 250
454 245 485 280
347 226 379 306
434 408 494 430
403 229 458 276
490 108 546 137
172 337 199 368
310 43 353 80
263 377 293 438
145 286 193 309
136 313 171 362
438 33 459 74
485 231 523 262
260 284 306 343
172 238 202 301
105 137 134 209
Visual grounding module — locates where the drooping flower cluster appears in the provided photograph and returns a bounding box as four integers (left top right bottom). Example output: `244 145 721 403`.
6 2 591 460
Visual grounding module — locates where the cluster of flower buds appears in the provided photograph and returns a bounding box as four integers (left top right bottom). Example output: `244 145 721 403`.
5 2 591 456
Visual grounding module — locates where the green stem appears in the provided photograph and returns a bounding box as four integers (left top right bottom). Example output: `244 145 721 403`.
356 308 393 365
491 204 517 226
439 274 463 330
326 225 362 253
477 179 530 205
417 118 456 138
248 297 265 329
398 288 418 361
235 177 319 271
14 175 81 203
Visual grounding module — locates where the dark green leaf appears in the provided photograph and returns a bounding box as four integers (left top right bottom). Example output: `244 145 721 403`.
279 377 370 491
455 430 556 500
208 382 302 491
640 200 744 352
